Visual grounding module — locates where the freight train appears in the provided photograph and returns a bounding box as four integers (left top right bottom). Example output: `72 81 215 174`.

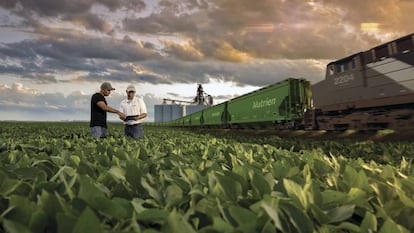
153 33 414 131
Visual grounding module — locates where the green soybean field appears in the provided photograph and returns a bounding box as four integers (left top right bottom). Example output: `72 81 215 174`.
1 122 414 233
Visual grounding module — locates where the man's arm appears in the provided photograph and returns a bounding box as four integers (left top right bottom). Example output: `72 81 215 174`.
124 113 147 121
118 103 125 120
97 101 126 118
135 113 147 120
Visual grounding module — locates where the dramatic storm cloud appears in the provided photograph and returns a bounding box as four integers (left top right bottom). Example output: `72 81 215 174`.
1 0 413 121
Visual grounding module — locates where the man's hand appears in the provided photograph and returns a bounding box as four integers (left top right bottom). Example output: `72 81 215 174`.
117 111 126 120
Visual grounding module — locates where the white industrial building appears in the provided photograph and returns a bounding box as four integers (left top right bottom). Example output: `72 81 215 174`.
154 84 213 123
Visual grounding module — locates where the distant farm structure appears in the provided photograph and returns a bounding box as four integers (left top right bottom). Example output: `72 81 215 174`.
154 84 213 122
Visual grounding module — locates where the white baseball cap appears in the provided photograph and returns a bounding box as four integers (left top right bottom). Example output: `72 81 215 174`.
126 85 136 92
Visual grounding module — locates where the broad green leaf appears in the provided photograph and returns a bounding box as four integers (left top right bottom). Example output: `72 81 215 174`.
50 156 65 166
141 176 163 204
211 216 234 232
50 166 76 182
108 166 126 182
28 210 48 233
215 173 242 201
283 179 308 209
165 184 184 208
379 218 410 233
312 159 332 175
393 178 414 208
125 161 143 193
13 167 47 181
63 139 71 148
321 190 348 206
70 155 80 167
2 219 32 233
360 211 377 233
228 206 257 233
347 188 370 209
251 172 271 198
71 207 103 233
371 181 396 207
343 165 358 188
184 168 200 185
56 213 77 233
78 175 106 205
223 170 248 194
112 181 133 199
76 160 96 176
326 204 355 223
280 202 313 233
400 177 414 193
131 198 146 214
356 170 371 192
272 161 300 179
343 166 371 193
210 138 217 145
97 197 132 219
59 169 77 200
6 195 36 225
333 221 360 232
115 149 129 160
309 204 330 224
79 193 132 220
162 209 196 233
261 202 283 231
178 167 194 186
194 197 220 217
0 171 24 196
261 220 276 233
381 165 395 180
136 209 168 223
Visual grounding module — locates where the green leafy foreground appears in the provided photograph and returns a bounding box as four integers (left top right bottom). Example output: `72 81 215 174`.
0 122 413 233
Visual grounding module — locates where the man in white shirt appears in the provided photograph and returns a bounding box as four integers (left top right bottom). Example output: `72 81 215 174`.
119 85 147 138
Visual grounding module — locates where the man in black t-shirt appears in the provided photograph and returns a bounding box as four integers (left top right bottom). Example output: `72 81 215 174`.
90 82 126 138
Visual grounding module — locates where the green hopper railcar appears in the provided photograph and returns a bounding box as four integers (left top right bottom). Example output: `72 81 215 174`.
189 111 203 126
173 118 182 126
226 78 311 129
202 102 228 126
155 78 312 129
181 115 191 126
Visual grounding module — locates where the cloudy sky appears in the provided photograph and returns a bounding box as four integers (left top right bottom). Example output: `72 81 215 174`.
1 0 414 122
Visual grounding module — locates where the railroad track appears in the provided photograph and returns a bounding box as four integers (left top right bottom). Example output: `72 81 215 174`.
188 128 414 142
